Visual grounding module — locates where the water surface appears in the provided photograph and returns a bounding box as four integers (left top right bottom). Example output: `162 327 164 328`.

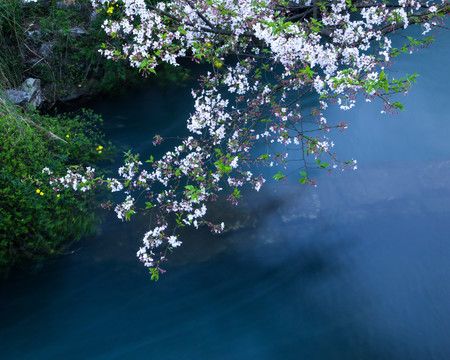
1 30 450 360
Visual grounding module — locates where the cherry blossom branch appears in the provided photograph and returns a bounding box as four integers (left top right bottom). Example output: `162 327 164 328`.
35 0 450 279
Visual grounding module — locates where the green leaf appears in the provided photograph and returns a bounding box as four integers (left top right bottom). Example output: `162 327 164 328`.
233 188 241 198
214 158 232 175
273 171 285 181
392 101 405 110
150 268 159 281
145 202 153 209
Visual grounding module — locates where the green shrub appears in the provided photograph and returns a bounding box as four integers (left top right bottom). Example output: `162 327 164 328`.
0 97 110 276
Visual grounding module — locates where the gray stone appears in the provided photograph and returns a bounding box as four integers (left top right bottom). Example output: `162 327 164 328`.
89 11 97 22
70 27 87 36
58 87 89 102
5 90 30 106
5 78 44 109
20 78 43 108
39 42 55 58
27 29 42 44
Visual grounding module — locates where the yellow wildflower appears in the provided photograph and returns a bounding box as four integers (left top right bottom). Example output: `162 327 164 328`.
57 194 60 198
107 6 114 15
36 189 40 194
66 134 69 138
40 192 44 196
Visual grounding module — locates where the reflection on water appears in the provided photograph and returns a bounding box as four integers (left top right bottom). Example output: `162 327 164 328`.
1 31 450 360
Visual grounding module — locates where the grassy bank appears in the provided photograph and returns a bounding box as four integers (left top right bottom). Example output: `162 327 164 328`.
0 91 111 276
0 0 145 104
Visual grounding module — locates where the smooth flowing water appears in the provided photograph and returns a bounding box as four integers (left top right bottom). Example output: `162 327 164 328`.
1 31 449 359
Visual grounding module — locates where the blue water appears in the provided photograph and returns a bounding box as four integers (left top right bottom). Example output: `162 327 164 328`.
1 30 450 359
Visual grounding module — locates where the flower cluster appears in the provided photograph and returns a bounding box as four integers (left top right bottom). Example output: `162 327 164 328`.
38 0 448 278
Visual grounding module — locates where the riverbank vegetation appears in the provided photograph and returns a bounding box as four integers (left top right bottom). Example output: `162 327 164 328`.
0 0 117 276
0 0 145 104
0 0 191 105
0 94 111 275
